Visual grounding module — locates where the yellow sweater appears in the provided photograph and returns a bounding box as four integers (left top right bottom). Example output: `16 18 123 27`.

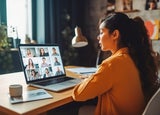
72 48 145 115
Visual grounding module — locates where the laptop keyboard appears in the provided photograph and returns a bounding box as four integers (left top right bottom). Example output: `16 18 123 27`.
35 77 74 86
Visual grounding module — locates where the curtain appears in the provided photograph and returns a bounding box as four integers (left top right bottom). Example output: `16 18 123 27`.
32 0 97 66
0 0 7 25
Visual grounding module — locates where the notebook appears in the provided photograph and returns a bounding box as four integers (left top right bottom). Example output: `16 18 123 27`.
18 44 82 92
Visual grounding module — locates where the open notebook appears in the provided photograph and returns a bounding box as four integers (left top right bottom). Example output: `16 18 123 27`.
18 44 81 92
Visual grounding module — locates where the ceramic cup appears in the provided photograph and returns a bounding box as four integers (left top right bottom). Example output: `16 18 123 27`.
9 84 23 97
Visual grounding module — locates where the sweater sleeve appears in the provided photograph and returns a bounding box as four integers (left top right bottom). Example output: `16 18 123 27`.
72 61 113 101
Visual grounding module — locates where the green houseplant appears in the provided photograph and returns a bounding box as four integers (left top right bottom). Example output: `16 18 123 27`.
0 24 13 74
0 25 10 50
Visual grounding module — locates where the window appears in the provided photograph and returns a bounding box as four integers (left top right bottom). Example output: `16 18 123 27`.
6 0 32 43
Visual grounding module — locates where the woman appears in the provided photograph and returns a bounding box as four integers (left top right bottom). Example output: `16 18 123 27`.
30 69 40 80
26 58 34 69
39 48 49 56
43 68 51 78
72 12 159 115
52 47 59 56
26 48 33 57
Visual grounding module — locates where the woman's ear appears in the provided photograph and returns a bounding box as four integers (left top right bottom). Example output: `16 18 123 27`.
112 30 120 40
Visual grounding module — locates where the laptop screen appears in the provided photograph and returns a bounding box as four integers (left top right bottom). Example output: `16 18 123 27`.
18 44 66 83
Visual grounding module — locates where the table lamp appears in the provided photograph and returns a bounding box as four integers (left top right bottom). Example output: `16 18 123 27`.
72 26 101 68
72 26 88 47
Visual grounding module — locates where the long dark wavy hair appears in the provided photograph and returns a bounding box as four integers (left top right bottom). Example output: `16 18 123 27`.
99 12 159 103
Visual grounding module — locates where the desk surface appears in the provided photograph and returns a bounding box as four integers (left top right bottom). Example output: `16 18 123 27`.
0 66 80 115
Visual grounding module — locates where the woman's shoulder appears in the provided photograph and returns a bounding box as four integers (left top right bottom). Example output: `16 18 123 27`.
102 52 131 67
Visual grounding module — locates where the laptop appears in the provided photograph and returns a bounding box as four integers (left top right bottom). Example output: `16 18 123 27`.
18 44 82 92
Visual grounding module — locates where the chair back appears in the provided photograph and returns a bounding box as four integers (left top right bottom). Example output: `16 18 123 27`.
142 88 160 115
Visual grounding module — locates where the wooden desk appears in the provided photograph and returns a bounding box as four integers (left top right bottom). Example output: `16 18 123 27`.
0 66 80 115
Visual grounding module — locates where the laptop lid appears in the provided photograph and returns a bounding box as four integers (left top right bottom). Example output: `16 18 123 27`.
18 44 67 84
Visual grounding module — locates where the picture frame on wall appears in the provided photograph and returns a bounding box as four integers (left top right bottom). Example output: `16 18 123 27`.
145 0 159 10
144 19 160 40
122 0 133 11
115 0 135 12
106 0 116 14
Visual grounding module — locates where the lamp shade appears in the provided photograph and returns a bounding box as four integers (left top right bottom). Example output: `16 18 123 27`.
72 26 88 47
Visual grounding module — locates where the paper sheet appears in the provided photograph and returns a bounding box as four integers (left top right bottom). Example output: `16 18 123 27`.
10 89 53 104
67 67 97 74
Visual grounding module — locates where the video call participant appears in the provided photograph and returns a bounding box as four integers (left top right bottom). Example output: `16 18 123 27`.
54 57 61 66
52 47 59 56
29 69 40 80
72 12 160 115
43 68 52 78
26 58 35 69
41 57 49 67
39 48 49 56
55 67 63 76
26 48 33 57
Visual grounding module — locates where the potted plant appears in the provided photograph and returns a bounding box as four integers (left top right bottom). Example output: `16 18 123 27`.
0 24 13 74
0 24 10 50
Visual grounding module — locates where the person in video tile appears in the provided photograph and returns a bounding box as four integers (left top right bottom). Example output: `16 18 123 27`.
39 48 49 56
26 58 35 69
26 48 33 57
54 57 61 66
41 57 49 67
52 47 59 56
29 69 40 80
43 68 52 78
55 67 63 76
